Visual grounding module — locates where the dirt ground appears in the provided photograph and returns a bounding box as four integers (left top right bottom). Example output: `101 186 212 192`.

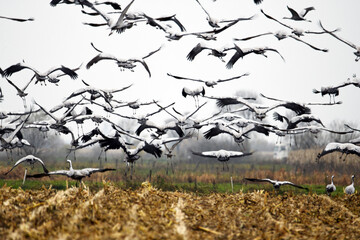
0 182 359 239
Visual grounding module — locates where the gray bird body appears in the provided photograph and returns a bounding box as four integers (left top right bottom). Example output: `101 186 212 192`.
245 177 308 190
345 175 355 195
4 155 48 175
326 175 336 196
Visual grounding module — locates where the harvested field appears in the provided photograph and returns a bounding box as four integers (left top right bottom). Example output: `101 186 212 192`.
1 182 359 239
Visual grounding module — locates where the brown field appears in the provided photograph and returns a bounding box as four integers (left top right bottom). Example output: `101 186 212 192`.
1 181 360 240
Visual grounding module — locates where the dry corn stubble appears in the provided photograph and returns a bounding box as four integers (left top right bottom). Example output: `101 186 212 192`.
0 182 360 239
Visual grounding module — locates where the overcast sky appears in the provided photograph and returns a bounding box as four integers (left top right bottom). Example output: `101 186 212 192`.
1 0 360 141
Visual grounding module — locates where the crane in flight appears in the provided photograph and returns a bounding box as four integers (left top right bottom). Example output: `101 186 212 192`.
272 112 325 130
167 72 249 88
0 15 34 22
283 6 315 22
83 0 137 35
234 29 329 53
244 177 308 191
319 21 360 62
225 44 285 69
215 94 310 121
3 62 78 85
166 18 249 41
26 159 115 186
192 149 253 170
260 9 337 38
86 42 161 77
182 86 205 108
194 0 254 28
316 142 360 163
4 155 48 176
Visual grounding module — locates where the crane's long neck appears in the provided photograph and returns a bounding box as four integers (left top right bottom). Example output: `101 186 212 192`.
331 176 334 185
351 176 355 185
68 160 73 171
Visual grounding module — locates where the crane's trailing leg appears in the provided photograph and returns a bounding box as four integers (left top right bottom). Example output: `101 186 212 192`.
22 168 27 185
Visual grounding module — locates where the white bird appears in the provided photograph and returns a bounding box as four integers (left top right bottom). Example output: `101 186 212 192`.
182 86 205 108
234 29 329 52
5 76 43 108
85 0 137 35
234 14 330 52
115 126 191 159
204 124 271 145
273 112 324 130
33 101 79 147
71 129 130 160
154 101 207 127
82 96 114 113
0 15 34 22
86 42 161 77
166 19 248 41
326 175 336 196
111 126 190 178
194 0 253 28
163 137 186 159
316 142 360 162
0 109 39 121
111 102 175 124
137 12 187 33
289 126 353 138
213 112 245 122
192 149 253 170
226 44 285 69
49 99 88 114
4 155 48 175
192 149 252 162
245 178 308 190
93 1 121 10
225 116 277 132
140 13 169 33
162 137 188 174
261 9 335 38
66 80 133 103
320 21 360 61
216 94 310 120
111 128 186 178
195 0 221 28
26 159 116 184
3 62 78 85
167 72 249 88
135 120 184 137
186 42 235 62
34 98 83 128
113 99 159 114
184 110 223 139
50 0 93 8
23 123 50 138
283 6 315 22
312 76 360 103
0 113 30 152
344 175 355 195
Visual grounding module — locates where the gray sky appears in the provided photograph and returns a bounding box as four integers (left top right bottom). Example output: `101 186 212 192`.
1 0 360 140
